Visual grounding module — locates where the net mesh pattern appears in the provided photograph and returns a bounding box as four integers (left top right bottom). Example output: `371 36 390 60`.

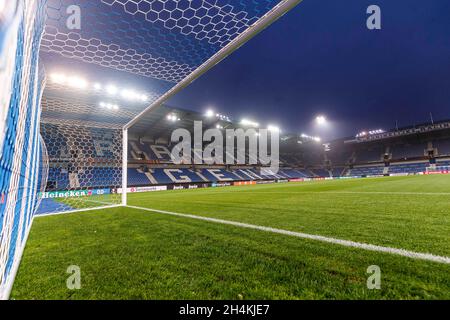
0 0 47 297
42 0 280 82
37 123 122 215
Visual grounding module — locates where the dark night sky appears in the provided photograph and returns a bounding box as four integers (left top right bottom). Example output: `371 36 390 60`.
167 0 450 140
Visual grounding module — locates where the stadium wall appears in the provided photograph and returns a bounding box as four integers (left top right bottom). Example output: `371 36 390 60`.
0 0 47 299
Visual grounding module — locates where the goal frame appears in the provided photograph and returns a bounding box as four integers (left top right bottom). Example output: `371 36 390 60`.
120 0 302 207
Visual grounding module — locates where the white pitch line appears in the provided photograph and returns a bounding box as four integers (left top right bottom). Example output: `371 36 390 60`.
230 191 450 196
126 205 450 265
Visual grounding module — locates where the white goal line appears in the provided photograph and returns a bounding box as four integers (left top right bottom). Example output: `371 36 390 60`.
34 204 122 218
126 205 450 265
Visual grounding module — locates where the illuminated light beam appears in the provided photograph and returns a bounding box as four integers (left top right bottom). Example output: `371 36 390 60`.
316 115 327 125
240 119 259 127
268 125 280 133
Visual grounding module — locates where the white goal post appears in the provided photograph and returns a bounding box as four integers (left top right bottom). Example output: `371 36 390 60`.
120 0 302 207
30 0 302 216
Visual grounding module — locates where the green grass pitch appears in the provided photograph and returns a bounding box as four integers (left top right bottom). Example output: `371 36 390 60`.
11 175 450 299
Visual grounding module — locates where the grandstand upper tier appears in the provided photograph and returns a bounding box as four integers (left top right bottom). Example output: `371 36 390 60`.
128 106 450 167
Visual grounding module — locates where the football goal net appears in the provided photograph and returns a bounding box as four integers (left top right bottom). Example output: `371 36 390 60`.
0 0 301 300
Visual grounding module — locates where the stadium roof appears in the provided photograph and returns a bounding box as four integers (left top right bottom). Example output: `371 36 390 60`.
40 0 301 129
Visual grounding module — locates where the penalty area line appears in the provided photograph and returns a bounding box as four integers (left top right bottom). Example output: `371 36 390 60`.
126 205 450 265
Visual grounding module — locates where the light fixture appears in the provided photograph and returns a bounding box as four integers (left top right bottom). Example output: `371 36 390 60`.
356 129 384 138
167 114 179 122
268 125 280 133
99 102 119 110
316 115 327 125
120 89 133 100
205 109 214 118
301 133 321 142
50 73 66 84
106 85 118 95
50 71 151 102
240 119 259 128
67 76 87 89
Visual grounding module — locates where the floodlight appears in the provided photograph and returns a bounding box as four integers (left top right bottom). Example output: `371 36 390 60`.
106 85 118 95
316 115 327 125
50 73 66 84
99 102 119 110
241 119 259 127
120 89 132 99
205 109 214 118
167 114 179 122
268 125 280 133
67 76 87 89
94 83 102 90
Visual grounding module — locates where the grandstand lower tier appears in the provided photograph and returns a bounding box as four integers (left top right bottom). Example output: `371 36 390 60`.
34 159 450 216
44 159 450 190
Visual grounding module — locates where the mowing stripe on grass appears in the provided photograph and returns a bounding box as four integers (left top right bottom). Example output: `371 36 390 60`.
127 205 450 265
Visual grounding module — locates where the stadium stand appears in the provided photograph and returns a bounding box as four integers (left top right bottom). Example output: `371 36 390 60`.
311 168 330 177
127 169 152 186
347 165 385 177
331 167 346 177
40 108 450 192
354 146 384 163
434 139 450 156
125 167 311 186
436 159 450 166
388 162 429 174
324 142 353 166
391 143 426 160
